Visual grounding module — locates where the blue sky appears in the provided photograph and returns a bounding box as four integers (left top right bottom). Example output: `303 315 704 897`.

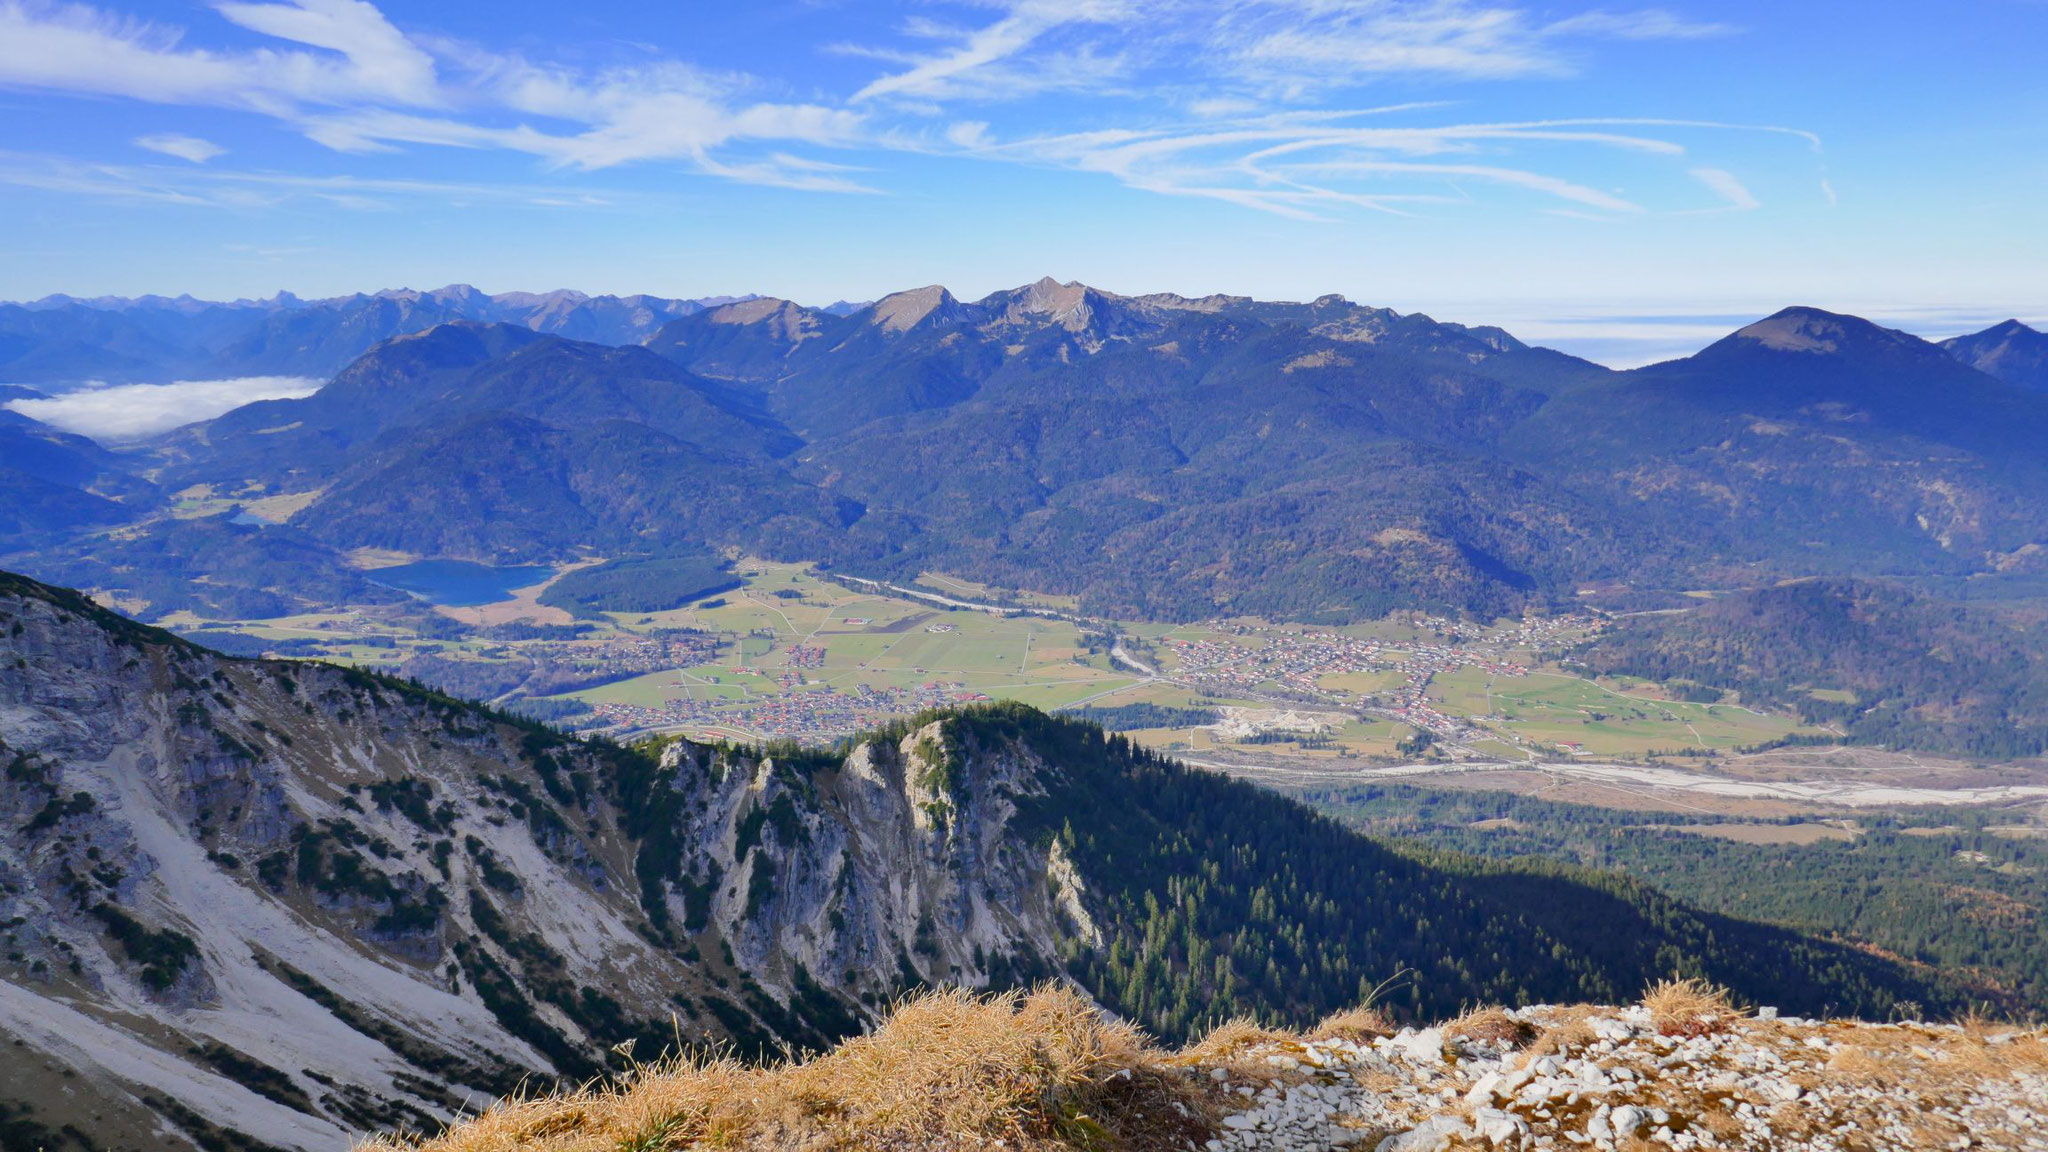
0 0 2043 363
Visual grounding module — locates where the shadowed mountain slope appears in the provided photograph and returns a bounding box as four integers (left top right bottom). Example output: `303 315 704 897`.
1580 578 2048 757
10 287 2048 626
1506 307 2048 583
1944 319 2048 391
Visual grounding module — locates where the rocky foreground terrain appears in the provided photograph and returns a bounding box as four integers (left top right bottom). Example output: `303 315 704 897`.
379 982 2047 1152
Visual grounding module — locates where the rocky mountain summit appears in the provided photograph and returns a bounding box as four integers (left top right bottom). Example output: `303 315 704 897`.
1198 990 2048 1152
367 982 2048 1152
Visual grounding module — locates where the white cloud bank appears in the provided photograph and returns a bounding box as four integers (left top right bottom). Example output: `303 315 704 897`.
6 376 320 441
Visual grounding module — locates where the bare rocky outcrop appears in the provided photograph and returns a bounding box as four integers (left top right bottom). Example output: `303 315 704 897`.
652 717 1096 1000
1199 1003 2048 1152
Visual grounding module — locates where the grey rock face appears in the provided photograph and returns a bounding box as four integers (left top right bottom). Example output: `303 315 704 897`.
0 581 1104 1151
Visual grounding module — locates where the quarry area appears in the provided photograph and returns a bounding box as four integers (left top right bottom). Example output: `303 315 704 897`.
374 983 2048 1152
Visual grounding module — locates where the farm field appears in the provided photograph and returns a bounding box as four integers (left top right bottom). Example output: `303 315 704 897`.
557 561 1140 741
141 557 1836 762
1427 666 1810 757
907 571 1082 613
1646 822 1861 845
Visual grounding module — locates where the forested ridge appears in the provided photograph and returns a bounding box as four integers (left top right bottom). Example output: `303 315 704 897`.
1580 579 2048 756
1293 781 2048 1016
536 552 739 617
940 706 1973 1039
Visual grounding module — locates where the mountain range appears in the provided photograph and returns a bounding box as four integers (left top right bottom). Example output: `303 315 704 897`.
0 286 758 385
0 567 1977 1151
4 280 2046 625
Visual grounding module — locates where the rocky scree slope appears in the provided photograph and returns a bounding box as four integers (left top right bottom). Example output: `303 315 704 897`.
0 572 1071 1150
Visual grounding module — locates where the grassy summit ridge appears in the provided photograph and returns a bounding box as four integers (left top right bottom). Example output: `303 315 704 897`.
366 983 2048 1152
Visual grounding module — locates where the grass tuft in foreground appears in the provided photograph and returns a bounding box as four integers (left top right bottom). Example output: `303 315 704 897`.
364 986 1212 1152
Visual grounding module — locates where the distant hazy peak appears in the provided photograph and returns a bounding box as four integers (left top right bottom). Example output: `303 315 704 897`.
972 276 1106 333
21 291 217 313
489 287 593 308
1724 306 1926 356
366 319 547 364
1457 324 1526 354
705 296 822 344
6 286 749 316
867 285 962 334
1943 318 2048 390
387 317 508 340
708 296 795 323
375 283 492 308
1018 275 1092 315
1941 318 2044 350
1129 290 1250 313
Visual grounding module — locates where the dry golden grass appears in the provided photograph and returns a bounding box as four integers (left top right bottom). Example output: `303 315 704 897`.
1694 1105 1744 1142
1444 1007 1535 1050
1176 1016 1299 1087
365 988 2048 1152
1308 1005 1394 1043
1823 1042 1891 1087
1525 1008 1600 1058
1642 978 1740 1037
1179 1017 1290 1063
363 986 1210 1152
1822 1020 2048 1089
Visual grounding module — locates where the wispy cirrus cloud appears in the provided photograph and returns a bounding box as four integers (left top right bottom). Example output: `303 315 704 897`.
846 0 1137 102
0 0 870 190
844 0 1740 104
133 133 224 163
1690 166 1761 211
0 149 636 210
955 112 1801 220
0 0 436 112
827 0 1787 219
1542 8 1737 40
0 0 1806 218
